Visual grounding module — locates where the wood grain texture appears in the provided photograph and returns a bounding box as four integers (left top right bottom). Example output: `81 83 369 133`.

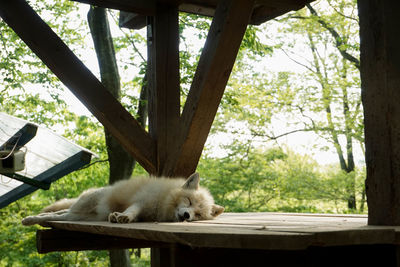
147 5 181 176
166 0 256 177
44 212 400 251
358 0 400 225
0 0 156 174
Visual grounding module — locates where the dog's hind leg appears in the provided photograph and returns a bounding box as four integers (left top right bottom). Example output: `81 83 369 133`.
108 203 141 223
35 209 69 217
21 211 93 226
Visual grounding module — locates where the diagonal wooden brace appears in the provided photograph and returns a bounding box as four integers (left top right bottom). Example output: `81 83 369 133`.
0 0 156 174
165 0 256 177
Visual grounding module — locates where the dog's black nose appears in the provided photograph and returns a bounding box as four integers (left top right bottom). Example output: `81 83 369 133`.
178 212 191 221
183 212 190 219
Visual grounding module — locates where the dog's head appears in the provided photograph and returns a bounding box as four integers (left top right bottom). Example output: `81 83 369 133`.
174 173 224 222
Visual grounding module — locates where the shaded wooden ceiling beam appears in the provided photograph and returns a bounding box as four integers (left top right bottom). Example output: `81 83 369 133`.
169 0 256 177
147 5 181 177
119 0 312 30
71 0 156 15
0 0 156 174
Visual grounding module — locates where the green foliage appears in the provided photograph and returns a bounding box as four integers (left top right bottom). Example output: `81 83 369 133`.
199 146 365 214
0 0 365 266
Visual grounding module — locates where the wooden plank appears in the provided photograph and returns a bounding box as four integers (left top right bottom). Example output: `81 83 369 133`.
43 212 400 250
147 5 181 176
119 12 146 30
250 0 310 25
33 212 400 266
71 0 156 15
47 220 313 250
0 0 157 174
180 3 215 17
358 1 400 225
37 229 166 253
166 0 256 177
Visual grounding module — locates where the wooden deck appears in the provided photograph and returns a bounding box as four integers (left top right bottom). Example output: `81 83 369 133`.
40 212 400 250
37 212 400 266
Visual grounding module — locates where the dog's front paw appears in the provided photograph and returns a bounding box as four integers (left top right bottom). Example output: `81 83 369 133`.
108 212 132 223
117 214 131 223
108 212 118 223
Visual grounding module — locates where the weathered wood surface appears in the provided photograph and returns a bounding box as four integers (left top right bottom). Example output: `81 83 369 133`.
44 212 400 251
359 1 400 225
167 0 255 177
0 0 157 174
147 5 181 177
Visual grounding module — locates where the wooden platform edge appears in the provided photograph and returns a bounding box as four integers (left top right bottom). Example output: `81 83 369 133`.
36 229 167 254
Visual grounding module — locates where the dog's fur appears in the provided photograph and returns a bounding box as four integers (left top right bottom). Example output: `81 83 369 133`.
22 173 224 226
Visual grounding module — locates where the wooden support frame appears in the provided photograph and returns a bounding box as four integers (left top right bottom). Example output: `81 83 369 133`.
147 5 181 177
0 0 254 178
35 213 400 266
166 0 256 177
0 0 156 174
37 229 165 253
359 0 400 225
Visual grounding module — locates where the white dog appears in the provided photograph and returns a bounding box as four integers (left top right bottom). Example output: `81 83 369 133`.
22 173 224 225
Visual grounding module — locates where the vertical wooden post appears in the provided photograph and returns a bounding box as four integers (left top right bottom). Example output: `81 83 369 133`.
164 0 255 178
147 4 180 177
358 0 400 225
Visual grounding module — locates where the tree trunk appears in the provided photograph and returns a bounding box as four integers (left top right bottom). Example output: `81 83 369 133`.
308 33 357 210
341 59 356 210
88 7 133 267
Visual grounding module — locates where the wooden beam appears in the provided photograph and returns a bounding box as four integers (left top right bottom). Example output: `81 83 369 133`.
147 5 181 176
119 0 313 30
71 0 156 15
119 12 147 30
167 0 255 177
359 0 400 226
0 0 156 174
37 229 165 253
251 0 310 25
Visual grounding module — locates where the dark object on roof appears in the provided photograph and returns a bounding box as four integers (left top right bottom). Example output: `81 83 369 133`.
0 113 94 209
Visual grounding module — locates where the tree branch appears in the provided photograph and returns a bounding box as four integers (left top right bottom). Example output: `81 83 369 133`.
306 3 360 70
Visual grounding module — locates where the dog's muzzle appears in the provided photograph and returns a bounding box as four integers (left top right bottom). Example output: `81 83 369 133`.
178 211 190 222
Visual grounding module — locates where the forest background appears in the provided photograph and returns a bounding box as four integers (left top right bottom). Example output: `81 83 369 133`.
0 0 362 266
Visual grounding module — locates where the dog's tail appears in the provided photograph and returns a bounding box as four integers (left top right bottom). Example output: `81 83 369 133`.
41 198 77 213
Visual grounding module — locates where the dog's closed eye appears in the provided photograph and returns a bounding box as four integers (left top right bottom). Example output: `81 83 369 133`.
187 197 192 206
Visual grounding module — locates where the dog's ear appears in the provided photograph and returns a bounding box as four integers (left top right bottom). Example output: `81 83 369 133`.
182 173 200 190
211 204 224 217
